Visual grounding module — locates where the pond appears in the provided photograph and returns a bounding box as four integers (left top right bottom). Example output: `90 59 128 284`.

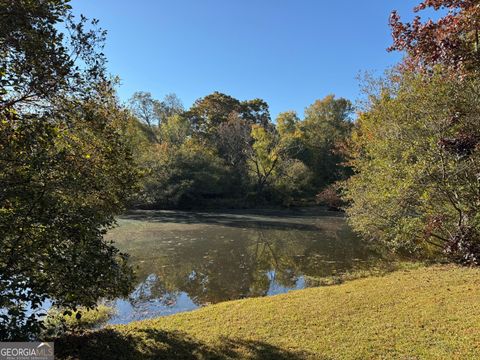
105 208 380 324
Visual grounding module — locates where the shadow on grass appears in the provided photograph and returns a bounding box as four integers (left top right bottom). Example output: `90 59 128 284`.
55 328 317 359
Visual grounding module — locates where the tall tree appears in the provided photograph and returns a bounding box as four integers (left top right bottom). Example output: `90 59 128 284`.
186 92 242 134
186 91 272 136
345 1 480 264
128 92 184 144
0 0 138 339
345 72 480 264
159 93 184 121
299 95 353 189
128 91 163 143
248 125 301 199
216 112 252 191
276 111 300 136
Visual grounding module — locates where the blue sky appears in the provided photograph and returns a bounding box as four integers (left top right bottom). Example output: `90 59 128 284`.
71 0 425 119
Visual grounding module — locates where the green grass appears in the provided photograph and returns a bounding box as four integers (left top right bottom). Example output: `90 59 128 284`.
43 305 115 337
303 260 425 287
55 265 480 359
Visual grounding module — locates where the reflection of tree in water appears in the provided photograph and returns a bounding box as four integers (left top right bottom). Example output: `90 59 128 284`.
125 220 378 307
180 235 268 304
128 274 178 307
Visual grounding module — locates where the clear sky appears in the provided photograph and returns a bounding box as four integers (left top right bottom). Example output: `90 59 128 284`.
70 0 424 119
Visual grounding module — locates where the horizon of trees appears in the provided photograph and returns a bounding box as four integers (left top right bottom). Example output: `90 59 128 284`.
128 90 353 210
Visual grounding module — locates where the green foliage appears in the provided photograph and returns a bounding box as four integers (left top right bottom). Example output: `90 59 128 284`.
298 95 353 189
0 0 108 107
0 93 138 340
345 71 480 263
249 125 289 200
132 91 354 209
273 159 313 206
0 0 139 340
43 305 115 337
160 114 191 145
185 92 271 136
132 98 242 209
186 92 242 135
136 140 231 209
128 92 184 143
344 2 480 265
276 111 300 136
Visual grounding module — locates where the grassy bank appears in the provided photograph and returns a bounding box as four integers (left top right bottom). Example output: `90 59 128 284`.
56 265 480 359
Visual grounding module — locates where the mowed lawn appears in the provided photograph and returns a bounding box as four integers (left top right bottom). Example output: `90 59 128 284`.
56 265 480 359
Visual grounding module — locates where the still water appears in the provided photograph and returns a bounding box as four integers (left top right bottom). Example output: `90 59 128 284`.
105 208 379 324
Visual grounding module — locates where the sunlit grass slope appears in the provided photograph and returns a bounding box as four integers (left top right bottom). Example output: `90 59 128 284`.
56 265 480 359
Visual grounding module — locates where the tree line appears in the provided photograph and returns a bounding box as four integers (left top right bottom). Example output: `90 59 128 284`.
127 91 352 209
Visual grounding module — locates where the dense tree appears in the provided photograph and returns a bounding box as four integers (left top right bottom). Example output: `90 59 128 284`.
274 159 313 206
185 91 272 136
249 125 281 197
389 0 480 74
299 95 353 189
345 72 480 263
216 112 252 193
128 92 184 143
344 0 480 264
133 90 354 209
137 140 230 209
239 98 272 130
133 91 286 208
0 0 139 339
128 92 163 143
276 111 300 136
186 92 243 135
160 113 191 145
248 125 303 201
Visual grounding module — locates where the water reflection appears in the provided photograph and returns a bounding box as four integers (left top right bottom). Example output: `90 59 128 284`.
106 208 378 324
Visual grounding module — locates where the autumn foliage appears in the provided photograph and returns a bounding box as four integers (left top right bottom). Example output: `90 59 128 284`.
389 0 480 74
